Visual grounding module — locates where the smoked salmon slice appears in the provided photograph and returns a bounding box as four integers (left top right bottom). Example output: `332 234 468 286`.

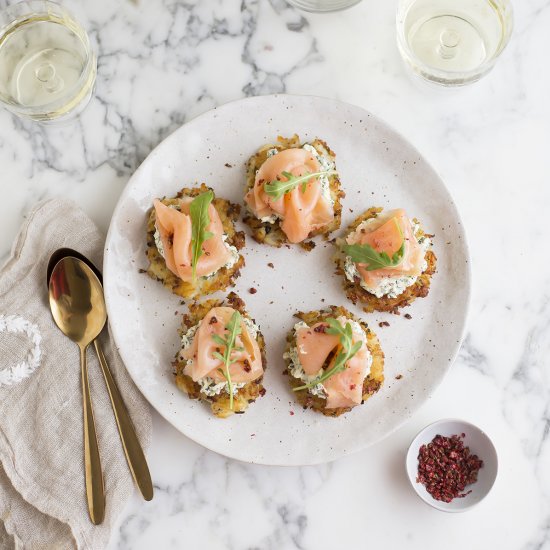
296 325 339 376
182 306 263 384
154 197 231 282
346 209 425 288
296 317 371 409
245 148 334 243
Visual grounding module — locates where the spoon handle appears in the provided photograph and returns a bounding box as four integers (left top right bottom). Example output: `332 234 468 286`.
93 339 154 501
80 345 105 525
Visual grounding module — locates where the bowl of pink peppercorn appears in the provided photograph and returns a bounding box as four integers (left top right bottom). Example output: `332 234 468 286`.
406 418 498 512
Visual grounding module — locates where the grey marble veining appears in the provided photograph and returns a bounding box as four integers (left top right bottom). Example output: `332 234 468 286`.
1 0 549 548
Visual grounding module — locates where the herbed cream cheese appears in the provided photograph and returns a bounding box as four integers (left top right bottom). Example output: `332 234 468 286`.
343 220 432 299
260 213 279 224
198 377 245 397
220 235 240 271
242 316 259 339
302 143 335 206
179 316 260 397
154 227 166 258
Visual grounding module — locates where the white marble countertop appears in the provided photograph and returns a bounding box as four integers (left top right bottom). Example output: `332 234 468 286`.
1 0 549 548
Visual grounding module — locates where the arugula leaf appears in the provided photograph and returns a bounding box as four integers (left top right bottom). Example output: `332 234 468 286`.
341 218 406 271
293 317 363 392
211 310 242 410
342 241 405 271
212 334 227 347
263 170 338 201
189 191 214 283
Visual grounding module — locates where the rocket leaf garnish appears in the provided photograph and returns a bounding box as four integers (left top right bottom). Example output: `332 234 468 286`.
293 318 362 392
264 170 338 201
212 310 243 410
189 191 214 283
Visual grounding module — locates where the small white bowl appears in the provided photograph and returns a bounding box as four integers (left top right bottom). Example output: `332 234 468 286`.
406 419 498 512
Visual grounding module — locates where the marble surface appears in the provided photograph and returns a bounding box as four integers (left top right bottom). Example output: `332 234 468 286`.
0 0 549 548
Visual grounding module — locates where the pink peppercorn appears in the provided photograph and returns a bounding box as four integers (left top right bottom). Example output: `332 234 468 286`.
416 433 483 503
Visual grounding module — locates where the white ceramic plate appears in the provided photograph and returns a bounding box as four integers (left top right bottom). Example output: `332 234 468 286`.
104 94 470 466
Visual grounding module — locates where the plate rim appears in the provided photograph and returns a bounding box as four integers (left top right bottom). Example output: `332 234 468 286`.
104 93 472 466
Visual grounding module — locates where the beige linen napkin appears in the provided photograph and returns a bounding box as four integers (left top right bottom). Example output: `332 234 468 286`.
0 199 152 549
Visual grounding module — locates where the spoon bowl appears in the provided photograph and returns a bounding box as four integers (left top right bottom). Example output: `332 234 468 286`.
46 247 103 287
49 257 106 346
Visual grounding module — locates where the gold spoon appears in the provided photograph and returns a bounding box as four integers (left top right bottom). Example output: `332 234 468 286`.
48 254 153 504
49 256 106 524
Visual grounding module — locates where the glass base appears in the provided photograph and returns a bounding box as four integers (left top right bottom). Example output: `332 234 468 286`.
9 60 96 123
286 0 362 13
397 39 492 87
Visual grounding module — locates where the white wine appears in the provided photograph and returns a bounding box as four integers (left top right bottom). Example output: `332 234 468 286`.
397 0 513 86
0 2 96 121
